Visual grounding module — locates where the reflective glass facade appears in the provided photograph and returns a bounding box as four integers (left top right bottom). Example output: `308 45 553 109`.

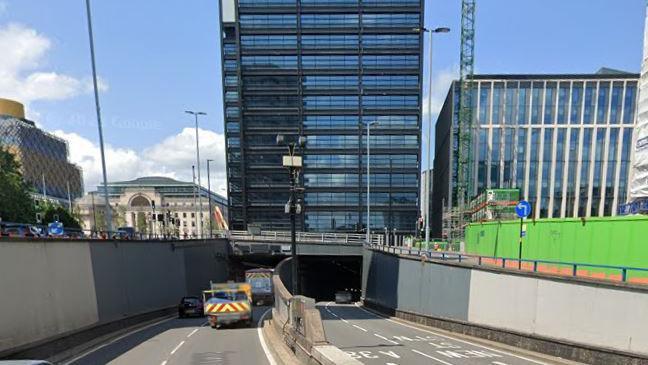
0 116 83 204
431 72 639 237
220 0 423 232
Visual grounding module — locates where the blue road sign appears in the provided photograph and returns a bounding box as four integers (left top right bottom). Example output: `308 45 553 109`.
48 221 64 236
515 200 532 219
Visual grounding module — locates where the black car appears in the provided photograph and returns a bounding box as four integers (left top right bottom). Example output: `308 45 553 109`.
178 296 203 318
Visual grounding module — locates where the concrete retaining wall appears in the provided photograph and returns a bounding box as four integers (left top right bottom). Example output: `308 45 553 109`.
363 248 648 364
0 238 230 357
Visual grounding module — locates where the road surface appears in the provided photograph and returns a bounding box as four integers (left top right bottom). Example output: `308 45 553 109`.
319 302 575 365
65 306 275 365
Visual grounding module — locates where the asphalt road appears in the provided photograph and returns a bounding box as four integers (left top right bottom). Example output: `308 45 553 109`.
319 302 575 365
65 306 274 365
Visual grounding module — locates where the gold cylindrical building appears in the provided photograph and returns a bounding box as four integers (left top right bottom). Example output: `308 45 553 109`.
0 98 25 119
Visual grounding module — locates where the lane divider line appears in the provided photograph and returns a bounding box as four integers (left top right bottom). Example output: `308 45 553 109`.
412 349 455 365
187 328 199 338
60 316 175 365
355 303 550 365
374 333 399 345
257 308 278 365
170 341 185 355
160 361 167 365
352 324 368 332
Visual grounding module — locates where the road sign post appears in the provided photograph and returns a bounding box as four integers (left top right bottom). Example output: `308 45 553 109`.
48 221 64 237
515 200 532 270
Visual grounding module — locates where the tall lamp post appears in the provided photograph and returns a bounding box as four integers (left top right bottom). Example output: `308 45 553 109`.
366 121 378 244
419 26 450 246
85 0 112 233
192 165 198 238
186 110 207 238
206 159 214 238
278 134 306 295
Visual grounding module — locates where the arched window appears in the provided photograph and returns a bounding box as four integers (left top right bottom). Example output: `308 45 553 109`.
130 195 150 207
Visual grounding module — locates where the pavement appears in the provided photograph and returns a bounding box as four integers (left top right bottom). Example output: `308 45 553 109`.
318 302 579 365
63 306 275 365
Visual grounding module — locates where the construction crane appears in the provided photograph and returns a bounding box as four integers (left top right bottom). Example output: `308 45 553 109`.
448 0 476 243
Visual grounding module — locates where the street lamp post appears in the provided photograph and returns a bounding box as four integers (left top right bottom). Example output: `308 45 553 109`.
186 111 207 238
192 165 198 238
366 121 378 244
206 159 214 238
420 26 450 246
85 0 112 234
278 134 305 295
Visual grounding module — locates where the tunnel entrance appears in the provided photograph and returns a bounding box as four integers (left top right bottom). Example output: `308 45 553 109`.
297 256 362 302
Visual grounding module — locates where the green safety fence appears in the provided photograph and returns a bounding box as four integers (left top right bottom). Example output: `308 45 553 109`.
465 215 648 283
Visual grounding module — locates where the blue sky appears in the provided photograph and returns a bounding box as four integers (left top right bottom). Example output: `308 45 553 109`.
0 0 645 191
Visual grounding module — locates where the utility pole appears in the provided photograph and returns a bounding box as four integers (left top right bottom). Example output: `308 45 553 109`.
186 111 207 238
419 26 450 245
366 121 378 244
278 134 305 295
192 165 198 239
85 0 112 233
66 181 72 212
41 173 47 200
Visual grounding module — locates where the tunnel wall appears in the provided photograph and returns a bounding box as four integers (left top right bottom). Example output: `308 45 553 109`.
363 247 648 359
0 238 230 357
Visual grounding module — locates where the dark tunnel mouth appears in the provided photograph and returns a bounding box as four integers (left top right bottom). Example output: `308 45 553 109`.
297 256 363 302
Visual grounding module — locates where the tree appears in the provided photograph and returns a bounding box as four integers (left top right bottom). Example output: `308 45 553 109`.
42 203 81 229
0 147 36 223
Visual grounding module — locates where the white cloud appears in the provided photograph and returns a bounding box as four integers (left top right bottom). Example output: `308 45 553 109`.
53 128 228 196
0 23 107 114
422 65 459 125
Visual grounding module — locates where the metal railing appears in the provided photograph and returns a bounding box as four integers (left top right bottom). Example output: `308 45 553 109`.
0 221 227 241
228 230 384 245
367 243 648 285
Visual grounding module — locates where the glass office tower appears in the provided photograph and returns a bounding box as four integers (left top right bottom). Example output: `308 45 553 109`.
432 70 638 237
220 0 423 232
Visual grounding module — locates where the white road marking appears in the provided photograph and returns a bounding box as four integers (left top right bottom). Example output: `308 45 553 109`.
353 324 368 332
257 308 278 365
492 362 510 365
61 316 175 365
170 340 185 355
160 361 167 365
354 303 550 365
374 333 399 345
341 318 349 323
187 328 199 337
412 349 455 364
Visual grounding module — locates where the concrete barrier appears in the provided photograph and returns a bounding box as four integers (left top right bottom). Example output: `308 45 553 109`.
272 258 361 365
362 247 648 365
0 238 230 359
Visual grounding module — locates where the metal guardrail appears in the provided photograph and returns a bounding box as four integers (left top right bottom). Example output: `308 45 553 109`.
228 230 384 245
0 220 227 241
368 243 648 285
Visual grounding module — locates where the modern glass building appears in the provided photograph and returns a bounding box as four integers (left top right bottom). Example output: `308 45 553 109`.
431 70 638 237
219 0 423 233
0 98 84 206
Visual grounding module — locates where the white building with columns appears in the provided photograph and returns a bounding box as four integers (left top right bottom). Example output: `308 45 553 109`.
75 176 228 238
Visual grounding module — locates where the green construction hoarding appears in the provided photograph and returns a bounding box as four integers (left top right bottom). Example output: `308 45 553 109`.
465 215 648 281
